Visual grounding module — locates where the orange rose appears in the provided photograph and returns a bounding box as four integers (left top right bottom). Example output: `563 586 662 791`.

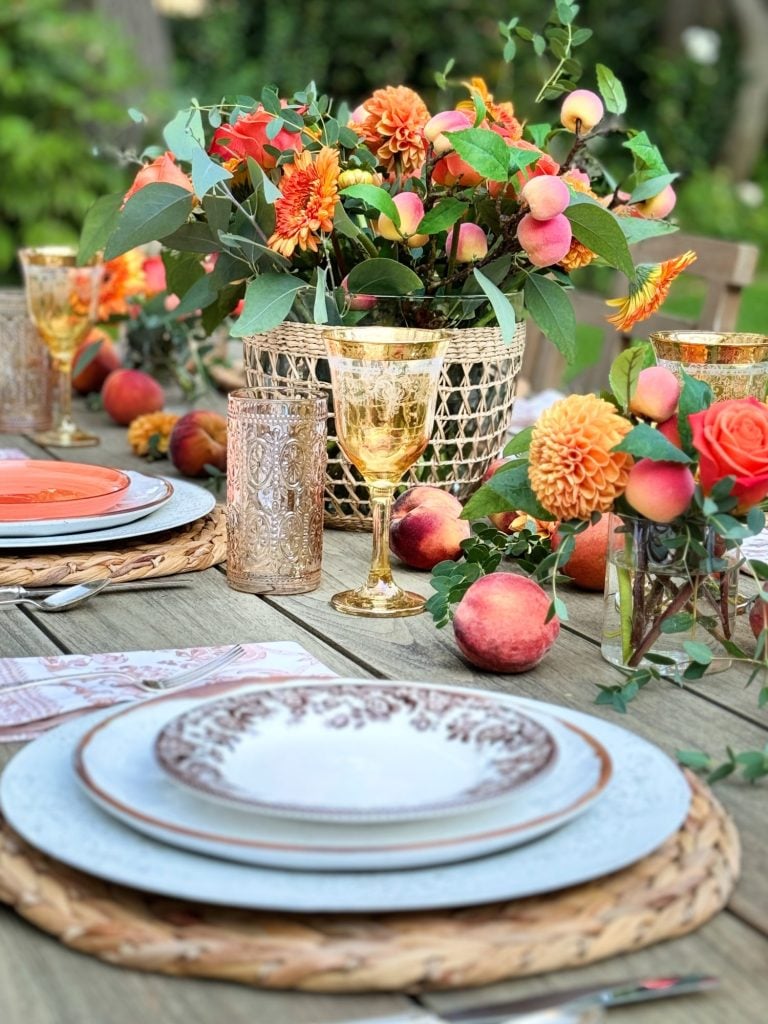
689 397 768 511
209 108 302 170
124 152 194 203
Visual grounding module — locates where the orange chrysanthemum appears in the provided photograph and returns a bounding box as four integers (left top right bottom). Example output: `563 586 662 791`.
267 147 340 259
457 77 523 139
606 251 697 331
127 412 179 458
97 249 145 320
352 86 430 176
529 394 633 521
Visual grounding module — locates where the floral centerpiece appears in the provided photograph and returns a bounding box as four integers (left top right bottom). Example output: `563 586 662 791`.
429 346 768 704
79 1 692 359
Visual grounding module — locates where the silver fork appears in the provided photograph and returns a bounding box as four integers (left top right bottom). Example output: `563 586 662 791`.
0 644 246 698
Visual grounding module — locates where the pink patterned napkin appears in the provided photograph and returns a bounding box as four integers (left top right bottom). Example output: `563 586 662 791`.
0 641 337 742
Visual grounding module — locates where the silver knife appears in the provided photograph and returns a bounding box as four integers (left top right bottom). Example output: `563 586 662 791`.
337 974 719 1024
0 578 195 599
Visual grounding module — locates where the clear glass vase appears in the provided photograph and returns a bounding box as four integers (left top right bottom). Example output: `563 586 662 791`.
601 513 739 676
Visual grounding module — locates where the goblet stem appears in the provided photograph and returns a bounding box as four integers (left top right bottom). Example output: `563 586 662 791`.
55 356 76 435
365 482 396 591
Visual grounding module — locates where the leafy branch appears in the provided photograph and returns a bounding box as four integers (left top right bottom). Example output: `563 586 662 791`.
678 745 768 784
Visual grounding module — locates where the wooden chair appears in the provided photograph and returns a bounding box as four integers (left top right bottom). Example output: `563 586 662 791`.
521 231 760 394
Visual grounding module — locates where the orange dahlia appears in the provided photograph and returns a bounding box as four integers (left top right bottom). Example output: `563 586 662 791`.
267 147 340 259
352 86 430 176
529 394 633 521
560 238 596 272
97 249 146 320
606 251 697 332
127 411 179 458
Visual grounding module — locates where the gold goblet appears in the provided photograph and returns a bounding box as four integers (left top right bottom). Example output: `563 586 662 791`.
18 246 104 447
323 326 450 617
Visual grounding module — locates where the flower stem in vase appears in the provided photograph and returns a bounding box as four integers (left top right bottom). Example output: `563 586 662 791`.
627 579 695 668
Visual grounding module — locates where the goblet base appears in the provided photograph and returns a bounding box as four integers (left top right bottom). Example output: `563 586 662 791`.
330 587 425 618
31 425 100 448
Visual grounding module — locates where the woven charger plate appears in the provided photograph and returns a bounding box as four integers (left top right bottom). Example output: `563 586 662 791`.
0 773 738 992
0 507 226 587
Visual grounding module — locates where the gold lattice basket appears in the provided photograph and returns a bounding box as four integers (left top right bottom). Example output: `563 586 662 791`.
243 322 526 529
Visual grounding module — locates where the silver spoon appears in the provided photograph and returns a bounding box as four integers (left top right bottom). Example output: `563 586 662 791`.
0 578 111 612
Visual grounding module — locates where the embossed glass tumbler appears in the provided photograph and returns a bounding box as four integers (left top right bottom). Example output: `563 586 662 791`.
18 246 103 447
226 387 328 595
323 327 450 617
0 289 53 433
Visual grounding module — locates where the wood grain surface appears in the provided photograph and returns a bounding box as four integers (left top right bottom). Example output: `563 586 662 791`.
1 400 767 1024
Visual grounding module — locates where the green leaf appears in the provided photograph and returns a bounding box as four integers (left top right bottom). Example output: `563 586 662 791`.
677 368 713 449
346 258 422 296
629 173 680 204
523 274 576 362
623 131 669 179
341 185 400 227
444 128 510 182
618 217 679 244
163 251 205 297
162 221 221 254
507 147 542 173
609 343 653 410
104 184 194 260
613 422 692 463
172 272 218 316
78 193 123 265
503 426 533 456
230 274 305 336
416 199 468 234
462 460 554 521
660 612 695 634
473 269 516 344
163 108 205 161
565 202 636 279
676 749 712 770
524 123 551 149
247 157 282 204
190 146 232 197
682 640 714 665
313 266 328 325
73 339 104 378
127 107 146 124
595 64 627 115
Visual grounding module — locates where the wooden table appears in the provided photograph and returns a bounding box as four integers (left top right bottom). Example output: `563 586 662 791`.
1 406 767 1024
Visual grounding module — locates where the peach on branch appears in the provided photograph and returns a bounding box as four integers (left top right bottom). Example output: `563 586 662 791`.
72 329 121 395
517 213 573 267
521 175 570 221
169 410 227 477
560 89 605 134
377 192 429 248
629 366 681 422
552 516 613 591
453 573 560 672
445 223 488 263
390 504 470 570
101 369 164 426
624 459 696 523
636 184 677 219
424 110 473 155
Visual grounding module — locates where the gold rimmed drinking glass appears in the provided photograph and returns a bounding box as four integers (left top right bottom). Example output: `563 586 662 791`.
18 246 104 447
650 331 768 400
323 326 450 617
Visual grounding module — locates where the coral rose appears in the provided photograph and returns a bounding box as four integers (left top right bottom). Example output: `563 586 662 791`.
124 152 193 203
210 108 303 170
529 393 633 521
689 397 768 511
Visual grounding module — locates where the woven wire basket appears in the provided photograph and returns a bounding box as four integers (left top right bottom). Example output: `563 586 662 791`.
243 321 525 530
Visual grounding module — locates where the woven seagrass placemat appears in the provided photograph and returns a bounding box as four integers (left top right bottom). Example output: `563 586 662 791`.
0 773 739 992
0 507 226 587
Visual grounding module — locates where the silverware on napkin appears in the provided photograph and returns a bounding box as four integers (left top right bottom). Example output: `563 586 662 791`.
337 973 719 1024
0 578 194 601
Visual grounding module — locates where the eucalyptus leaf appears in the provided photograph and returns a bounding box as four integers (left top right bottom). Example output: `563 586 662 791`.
104 184 194 261
313 267 328 325
346 258 422 296
172 272 219 317
191 146 232 197
78 193 123 264
163 108 205 161
230 274 305 336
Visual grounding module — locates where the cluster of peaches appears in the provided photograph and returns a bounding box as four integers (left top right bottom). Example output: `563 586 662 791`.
72 334 226 479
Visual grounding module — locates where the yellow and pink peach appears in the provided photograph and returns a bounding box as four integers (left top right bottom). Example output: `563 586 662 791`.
521 175 571 221
624 459 696 522
446 223 488 263
452 573 560 672
424 110 473 155
636 184 677 219
560 90 605 134
377 192 428 247
390 504 470 570
629 366 681 423
517 213 573 267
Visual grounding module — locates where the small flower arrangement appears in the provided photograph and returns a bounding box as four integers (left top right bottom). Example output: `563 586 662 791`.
80 1 693 359
430 347 768 706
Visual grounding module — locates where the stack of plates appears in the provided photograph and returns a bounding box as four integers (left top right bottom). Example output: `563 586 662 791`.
0 679 692 913
0 460 215 548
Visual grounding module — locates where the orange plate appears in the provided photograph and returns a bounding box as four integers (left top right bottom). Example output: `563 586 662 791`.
0 461 130 522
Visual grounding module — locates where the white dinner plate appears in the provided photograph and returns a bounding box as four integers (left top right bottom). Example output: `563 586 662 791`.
73 681 609 869
153 682 560 822
0 471 173 537
0 691 691 912
0 478 215 549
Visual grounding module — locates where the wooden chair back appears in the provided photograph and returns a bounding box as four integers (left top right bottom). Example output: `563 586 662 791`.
521 231 760 395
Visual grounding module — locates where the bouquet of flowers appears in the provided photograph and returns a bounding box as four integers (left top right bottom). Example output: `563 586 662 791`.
80 1 693 360
431 346 768 696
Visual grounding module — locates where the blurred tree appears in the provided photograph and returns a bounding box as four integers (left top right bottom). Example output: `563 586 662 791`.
721 0 768 180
